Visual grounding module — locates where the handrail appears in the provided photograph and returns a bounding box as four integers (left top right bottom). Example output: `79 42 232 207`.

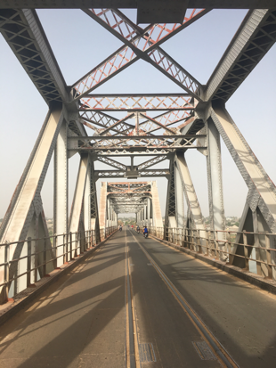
0 226 117 303
147 226 276 281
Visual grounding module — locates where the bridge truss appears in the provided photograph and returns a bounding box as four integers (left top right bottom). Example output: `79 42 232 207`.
0 1 276 302
99 181 163 238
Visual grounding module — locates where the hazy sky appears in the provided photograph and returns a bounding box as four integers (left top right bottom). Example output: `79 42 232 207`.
0 8 275 219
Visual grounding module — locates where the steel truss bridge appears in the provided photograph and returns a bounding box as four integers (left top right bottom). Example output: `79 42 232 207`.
0 0 276 318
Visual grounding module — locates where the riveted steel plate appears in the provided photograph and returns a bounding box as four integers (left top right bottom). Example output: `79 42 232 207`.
192 341 217 360
139 343 156 362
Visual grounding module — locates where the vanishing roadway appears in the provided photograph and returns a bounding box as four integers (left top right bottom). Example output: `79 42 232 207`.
0 229 276 368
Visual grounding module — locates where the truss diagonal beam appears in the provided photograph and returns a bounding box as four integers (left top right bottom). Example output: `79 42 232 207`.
138 155 168 170
0 9 69 104
98 113 135 135
139 113 178 135
79 110 134 135
73 8 206 100
97 156 127 170
206 9 276 102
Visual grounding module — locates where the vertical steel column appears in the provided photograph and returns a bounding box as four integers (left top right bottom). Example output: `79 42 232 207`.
147 198 152 226
107 199 110 228
54 119 68 267
165 156 177 228
89 161 100 242
69 154 89 256
206 118 225 234
144 204 147 225
211 105 276 233
83 158 91 233
206 117 226 260
175 163 184 228
0 108 63 303
151 182 163 228
99 182 107 240
175 151 205 251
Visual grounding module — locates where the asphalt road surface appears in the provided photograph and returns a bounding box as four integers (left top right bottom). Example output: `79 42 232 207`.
0 228 276 368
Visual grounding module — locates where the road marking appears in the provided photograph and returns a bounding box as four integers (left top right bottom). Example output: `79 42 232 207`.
131 232 239 368
125 231 140 368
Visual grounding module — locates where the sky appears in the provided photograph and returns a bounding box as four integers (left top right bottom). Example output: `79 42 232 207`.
0 8 276 220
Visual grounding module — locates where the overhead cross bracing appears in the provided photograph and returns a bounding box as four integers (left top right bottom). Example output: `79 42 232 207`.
1 2 276 304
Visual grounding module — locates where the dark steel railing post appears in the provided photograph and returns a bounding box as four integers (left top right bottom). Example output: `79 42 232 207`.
27 237 31 287
4 242 10 302
43 237 47 277
242 231 249 271
265 234 272 279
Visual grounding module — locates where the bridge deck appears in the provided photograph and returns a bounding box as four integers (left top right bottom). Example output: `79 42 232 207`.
0 229 276 368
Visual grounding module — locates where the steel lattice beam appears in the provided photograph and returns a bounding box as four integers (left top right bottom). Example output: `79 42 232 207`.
94 169 170 178
80 94 194 111
0 9 69 104
206 9 276 102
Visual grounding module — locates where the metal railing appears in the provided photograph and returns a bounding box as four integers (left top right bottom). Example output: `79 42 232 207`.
0 226 117 303
148 226 276 281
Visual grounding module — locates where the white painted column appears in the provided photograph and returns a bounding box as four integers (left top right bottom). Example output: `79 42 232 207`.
99 183 107 240
147 198 152 226
206 118 225 249
54 119 68 267
175 152 205 251
83 159 91 236
69 154 89 256
175 164 184 228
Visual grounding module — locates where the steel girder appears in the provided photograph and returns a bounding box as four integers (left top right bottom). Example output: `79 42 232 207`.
1 1 276 9
205 9 276 102
94 169 170 179
80 94 194 111
0 9 68 104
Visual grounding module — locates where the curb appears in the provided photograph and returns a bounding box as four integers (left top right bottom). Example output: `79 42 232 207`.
149 234 276 295
0 231 117 327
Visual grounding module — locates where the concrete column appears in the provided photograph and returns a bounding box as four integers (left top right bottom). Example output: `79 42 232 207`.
54 119 68 267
